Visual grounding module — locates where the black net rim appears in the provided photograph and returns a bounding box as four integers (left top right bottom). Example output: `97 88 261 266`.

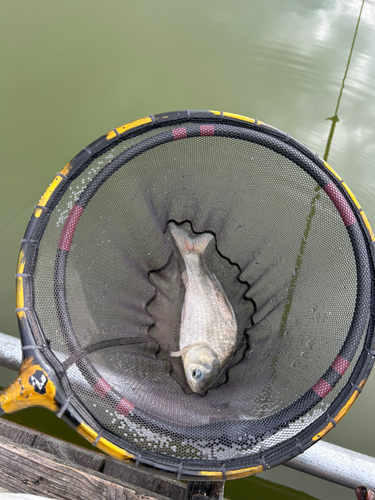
16 110 375 479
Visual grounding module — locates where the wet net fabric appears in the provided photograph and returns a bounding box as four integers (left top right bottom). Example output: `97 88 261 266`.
31 118 373 468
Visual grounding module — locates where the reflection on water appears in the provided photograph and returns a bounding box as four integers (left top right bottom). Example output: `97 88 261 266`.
1 1 375 499
276 0 365 386
323 0 365 162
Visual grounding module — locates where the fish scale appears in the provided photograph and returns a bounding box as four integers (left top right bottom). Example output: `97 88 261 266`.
182 261 234 362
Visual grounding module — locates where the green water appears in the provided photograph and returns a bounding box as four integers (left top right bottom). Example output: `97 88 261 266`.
1 1 375 499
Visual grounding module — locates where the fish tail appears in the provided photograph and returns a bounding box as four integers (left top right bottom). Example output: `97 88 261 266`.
169 223 213 256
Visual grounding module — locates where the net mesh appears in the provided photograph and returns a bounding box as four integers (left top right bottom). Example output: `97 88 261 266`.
27 115 374 470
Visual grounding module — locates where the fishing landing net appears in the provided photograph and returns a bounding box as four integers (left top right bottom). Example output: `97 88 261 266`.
3 110 375 480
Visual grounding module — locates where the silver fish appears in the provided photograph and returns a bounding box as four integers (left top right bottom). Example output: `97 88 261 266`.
169 223 237 394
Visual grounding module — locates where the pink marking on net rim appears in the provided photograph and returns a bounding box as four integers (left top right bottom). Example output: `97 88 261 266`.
323 183 356 227
200 124 215 136
94 378 112 399
331 355 350 376
312 378 333 399
58 204 84 252
172 127 187 140
116 398 135 417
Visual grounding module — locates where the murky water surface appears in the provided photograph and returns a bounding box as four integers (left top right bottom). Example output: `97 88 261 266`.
1 1 375 499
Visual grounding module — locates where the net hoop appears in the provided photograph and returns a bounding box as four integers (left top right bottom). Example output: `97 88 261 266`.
15 110 375 480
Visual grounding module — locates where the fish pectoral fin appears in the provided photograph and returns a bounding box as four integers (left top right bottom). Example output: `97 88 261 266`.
170 341 212 358
170 347 188 358
189 341 207 347
170 341 209 359
184 341 211 350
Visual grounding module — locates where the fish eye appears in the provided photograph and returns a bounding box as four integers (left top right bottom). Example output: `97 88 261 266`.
191 369 203 380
